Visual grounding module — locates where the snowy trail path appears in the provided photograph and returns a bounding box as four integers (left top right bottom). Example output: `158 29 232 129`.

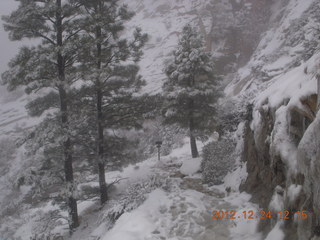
151 161 230 239
99 160 235 240
70 141 262 240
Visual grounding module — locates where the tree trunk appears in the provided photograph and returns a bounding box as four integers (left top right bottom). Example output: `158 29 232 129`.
96 4 108 205
188 98 199 158
317 74 320 111
189 117 199 158
97 88 108 204
56 0 79 230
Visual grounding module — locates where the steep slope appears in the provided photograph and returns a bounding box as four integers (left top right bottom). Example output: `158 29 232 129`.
124 0 271 93
0 0 245 238
124 0 222 94
0 0 270 137
2 0 319 239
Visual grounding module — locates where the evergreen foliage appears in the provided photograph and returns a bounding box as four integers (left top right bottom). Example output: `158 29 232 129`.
1 0 84 229
75 0 148 204
162 24 221 158
201 139 236 185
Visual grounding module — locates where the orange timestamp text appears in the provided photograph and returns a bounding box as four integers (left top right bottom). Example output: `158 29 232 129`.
212 210 308 220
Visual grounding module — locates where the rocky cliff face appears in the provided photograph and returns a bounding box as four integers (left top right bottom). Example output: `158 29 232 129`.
227 0 320 238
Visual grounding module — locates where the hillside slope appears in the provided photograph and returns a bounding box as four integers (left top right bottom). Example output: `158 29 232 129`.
1 0 319 239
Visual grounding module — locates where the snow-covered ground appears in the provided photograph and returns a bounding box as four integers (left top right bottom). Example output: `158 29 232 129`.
1 0 318 238
56 138 266 240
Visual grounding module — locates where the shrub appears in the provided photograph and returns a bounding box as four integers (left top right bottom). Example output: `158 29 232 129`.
101 174 166 227
201 139 236 185
0 138 16 174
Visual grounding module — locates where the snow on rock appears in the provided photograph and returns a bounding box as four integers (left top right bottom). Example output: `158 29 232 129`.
255 59 317 110
287 184 302 203
265 222 285 240
223 122 248 192
296 111 320 222
270 106 297 170
227 0 319 104
269 186 284 213
180 157 201 176
223 162 248 192
223 192 262 240
230 215 262 240
228 0 320 233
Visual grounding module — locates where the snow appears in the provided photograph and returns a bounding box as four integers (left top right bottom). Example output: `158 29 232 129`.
269 186 284 213
230 215 262 240
223 163 247 192
180 157 201 176
77 199 96 215
101 189 168 240
262 55 292 73
255 0 313 60
223 192 262 240
227 0 317 104
100 180 262 240
106 156 159 193
256 61 317 110
265 222 285 240
248 52 320 173
270 106 297 169
122 0 219 95
61 137 263 240
281 0 314 29
1 0 317 238
298 110 320 168
287 184 302 203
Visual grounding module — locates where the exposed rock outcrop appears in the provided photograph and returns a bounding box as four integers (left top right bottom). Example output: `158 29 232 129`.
240 94 320 239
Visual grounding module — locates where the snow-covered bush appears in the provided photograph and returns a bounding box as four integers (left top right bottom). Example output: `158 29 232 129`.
136 119 185 159
216 99 250 135
102 174 166 226
0 138 16 174
201 139 236 185
30 210 66 240
30 233 64 240
78 184 100 200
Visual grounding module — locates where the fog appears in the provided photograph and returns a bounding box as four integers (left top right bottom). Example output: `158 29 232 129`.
0 0 32 101
0 0 20 75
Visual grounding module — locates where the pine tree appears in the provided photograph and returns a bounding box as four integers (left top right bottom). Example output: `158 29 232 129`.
70 87 158 171
76 0 148 204
162 24 221 158
1 0 82 230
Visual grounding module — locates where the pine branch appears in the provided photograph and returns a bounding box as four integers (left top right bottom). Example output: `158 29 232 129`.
36 31 56 45
107 178 129 189
64 29 82 43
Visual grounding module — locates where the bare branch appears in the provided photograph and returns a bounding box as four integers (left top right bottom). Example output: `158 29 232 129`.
107 177 129 189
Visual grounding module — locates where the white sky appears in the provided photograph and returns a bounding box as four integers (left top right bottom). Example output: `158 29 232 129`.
0 0 37 99
0 0 38 101
0 0 22 75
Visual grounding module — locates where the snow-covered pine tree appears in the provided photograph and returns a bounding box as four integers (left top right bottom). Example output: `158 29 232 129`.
1 0 83 230
70 87 158 169
162 24 221 158
76 0 148 204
